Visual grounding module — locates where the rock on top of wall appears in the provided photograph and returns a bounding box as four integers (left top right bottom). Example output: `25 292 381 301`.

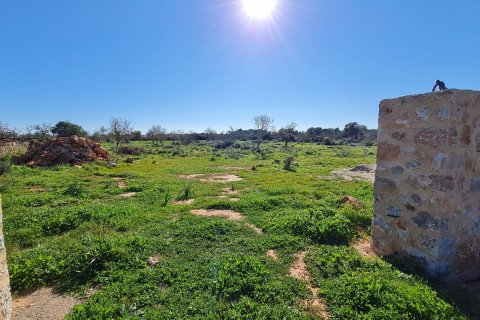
373 89 480 281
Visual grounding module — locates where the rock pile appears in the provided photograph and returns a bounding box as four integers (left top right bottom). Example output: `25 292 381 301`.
14 136 109 167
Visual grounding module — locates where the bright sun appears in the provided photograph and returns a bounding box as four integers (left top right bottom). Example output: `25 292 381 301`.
242 0 277 19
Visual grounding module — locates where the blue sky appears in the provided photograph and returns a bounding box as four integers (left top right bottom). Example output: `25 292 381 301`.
1 0 480 133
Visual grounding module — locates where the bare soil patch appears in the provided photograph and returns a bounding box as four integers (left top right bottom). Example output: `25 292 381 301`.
216 166 249 171
119 192 137 198
191 209 243 221
173 199 195 205
220 187 240 196
319 165 375 184
12 287 82 320
246 223 263 234
200 174 243 183
266 250 279 261
27 186 46 192
218 187 241 201
352 238 377 258
289 252 330 319
178 174 243 184
177 174 205 180
112 177 126 188
190 210 264 236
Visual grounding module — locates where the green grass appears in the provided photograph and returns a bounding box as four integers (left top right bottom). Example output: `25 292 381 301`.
0 141 466 319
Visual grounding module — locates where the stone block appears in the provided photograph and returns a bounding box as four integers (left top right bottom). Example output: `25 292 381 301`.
374 90 480 280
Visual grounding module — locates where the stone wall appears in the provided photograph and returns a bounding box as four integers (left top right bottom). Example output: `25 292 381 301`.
0 196 11 320
372 89 480 280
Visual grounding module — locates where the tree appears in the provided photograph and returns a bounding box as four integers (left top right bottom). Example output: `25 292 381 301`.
131 131 142 141
0 122 18 141
203 128 217 140
146 125 167 145
278 122 297 146
109 118 133 149
253 115 274 150
51 121 88 137
26 123 52 142
343 122 367 140
91 126 109 142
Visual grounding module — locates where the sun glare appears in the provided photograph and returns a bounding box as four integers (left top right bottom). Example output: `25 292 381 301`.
242 0 277 19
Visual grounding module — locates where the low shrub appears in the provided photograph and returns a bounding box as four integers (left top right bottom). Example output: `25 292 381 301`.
213 140 234 149
209 254 270 301
306 245 379 282
40 208 92 236
305 246 465 320
0 161 10 176
176 183 194 201
9 234 153 292
283 156 297 171
117 146 145 155
323 270 465 320
286 208 355 244
63 182 87 198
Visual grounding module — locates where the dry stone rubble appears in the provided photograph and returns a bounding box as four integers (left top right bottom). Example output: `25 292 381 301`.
14 136 109 167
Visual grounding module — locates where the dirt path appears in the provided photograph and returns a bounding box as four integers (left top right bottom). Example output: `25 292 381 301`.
12 288 82 320
352 238 378 258
289 252 330 319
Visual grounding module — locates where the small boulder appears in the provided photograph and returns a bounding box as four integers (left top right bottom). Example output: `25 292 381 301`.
147 255 162 267
350 165 373 173
342 196 362 208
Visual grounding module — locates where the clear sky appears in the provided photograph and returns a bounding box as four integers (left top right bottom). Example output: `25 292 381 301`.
1 0 480 133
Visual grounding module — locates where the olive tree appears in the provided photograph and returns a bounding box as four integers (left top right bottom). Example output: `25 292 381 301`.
146 125 167 145
26 123 52 142
0 122 18 141
278 122 297 146
51 121 88 137
109 118 133 149
253 115 274 150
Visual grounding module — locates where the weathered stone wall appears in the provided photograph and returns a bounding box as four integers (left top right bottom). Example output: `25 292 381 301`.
0 196 11 319
372 89 480 280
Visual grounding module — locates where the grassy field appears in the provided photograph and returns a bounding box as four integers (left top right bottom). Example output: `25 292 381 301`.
0 141 467 319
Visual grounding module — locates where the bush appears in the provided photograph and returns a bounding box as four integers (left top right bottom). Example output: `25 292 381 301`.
176 183 194 201
117 146 145 155
0 161 10 175
213 140 234 149
286 208 355 244
40 208 92 236
306 245 384 285
334 148 353 158
63 182 87 198
323 270 464 320
9 234 153 292
210 254 270 301
305 246 465 320
283 156 297 171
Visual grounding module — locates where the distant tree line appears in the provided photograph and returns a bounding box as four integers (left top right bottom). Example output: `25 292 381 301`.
0 116 377 148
